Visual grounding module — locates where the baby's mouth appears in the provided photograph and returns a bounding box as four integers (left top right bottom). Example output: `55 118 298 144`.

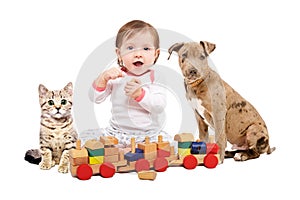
133 61 144 67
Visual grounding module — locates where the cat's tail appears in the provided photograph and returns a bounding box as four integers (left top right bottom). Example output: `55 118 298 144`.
24 149 41 164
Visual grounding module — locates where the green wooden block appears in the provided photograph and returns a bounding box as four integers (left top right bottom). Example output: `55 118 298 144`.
178 142 192 149
87 148 104 157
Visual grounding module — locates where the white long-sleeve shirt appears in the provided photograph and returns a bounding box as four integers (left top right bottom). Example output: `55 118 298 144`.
89 69 166 138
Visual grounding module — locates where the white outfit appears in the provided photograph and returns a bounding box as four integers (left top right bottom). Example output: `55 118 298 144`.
84 68 172 146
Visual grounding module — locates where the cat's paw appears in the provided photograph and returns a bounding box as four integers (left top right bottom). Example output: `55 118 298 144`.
58 165 69 173
39 161 53 170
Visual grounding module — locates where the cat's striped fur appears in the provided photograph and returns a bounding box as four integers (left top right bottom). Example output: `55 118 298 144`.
25 82 78 173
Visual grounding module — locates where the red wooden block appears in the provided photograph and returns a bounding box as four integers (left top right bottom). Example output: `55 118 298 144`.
157 149 171 158
135 159 150 172
77 164 93 180
204 154 218 168
100 162 116 178
183 155 198 170
154 157 168 172
206 143 219 154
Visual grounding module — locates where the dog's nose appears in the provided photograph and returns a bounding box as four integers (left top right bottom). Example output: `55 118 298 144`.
188 68 198 76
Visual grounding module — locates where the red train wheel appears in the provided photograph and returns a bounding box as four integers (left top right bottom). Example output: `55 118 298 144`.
100 162 115 178
77 164 93 180
154 157 168 172
204 154 218 168
135 159 150 172
183 155 198 169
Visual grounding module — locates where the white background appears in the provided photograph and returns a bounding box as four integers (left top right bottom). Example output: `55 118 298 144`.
1 0 299 199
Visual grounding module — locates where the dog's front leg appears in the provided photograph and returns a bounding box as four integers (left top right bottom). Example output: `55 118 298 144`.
195 110 209 141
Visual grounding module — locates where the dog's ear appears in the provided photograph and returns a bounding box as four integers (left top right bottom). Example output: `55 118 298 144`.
200 41 216 55
168 43 184 60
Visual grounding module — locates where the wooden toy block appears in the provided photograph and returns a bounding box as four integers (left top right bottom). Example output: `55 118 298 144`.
178 148 191 157
206 143 219 154
124 152 144 162
70 156 89 166
156 135 170 151
104 147 119 156
138 170 157 181
84 139 104 150
100 136 118 146
174 133 194 142
119 150 124 161
89 156 104 164
70 164 78 176
170 146 175 155
178 142 192 149
191 141 207 154
104 154 119 163
144 151 157 160
157 149 170 158
112 159 127 168
86 148 104 157
131 137 136 153
69 140 88 158
137 136 157 153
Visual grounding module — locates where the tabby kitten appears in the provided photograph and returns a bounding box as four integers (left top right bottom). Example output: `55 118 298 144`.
25 82 78 173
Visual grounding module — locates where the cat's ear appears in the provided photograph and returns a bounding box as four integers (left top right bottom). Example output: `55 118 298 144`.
38 84 48 97
64 82 73 95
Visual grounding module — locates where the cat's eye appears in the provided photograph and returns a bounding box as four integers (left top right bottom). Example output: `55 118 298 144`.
61 99 67 105
48 100 54 106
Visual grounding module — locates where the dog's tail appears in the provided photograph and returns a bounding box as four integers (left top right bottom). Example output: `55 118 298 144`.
24 149 41 164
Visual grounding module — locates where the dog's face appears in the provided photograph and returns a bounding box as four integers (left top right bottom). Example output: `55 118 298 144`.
168 41 216 83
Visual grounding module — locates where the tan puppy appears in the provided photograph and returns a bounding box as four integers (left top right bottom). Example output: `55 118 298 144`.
168 41 275 162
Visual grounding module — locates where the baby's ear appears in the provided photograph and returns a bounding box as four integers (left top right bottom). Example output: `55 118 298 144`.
64 82 73 95
38 84 48 97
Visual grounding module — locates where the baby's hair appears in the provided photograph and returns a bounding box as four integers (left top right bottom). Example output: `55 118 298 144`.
116 20 160 66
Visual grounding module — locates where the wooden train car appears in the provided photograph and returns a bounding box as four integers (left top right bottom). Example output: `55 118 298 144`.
69 133 220 180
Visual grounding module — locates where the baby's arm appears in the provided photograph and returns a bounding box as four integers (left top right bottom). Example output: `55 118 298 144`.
136 84 166 113
89 67 124 103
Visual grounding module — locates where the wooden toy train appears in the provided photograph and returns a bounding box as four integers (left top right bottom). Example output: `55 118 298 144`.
69 133 220 180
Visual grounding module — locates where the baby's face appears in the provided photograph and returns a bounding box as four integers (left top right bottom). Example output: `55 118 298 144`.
117 31 159 75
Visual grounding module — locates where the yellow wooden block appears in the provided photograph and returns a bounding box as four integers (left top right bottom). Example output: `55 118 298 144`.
178 148 191 157
89 156 104 164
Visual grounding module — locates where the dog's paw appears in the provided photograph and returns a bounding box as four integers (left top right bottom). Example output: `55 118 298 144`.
58 165 69 173
234 153 248 161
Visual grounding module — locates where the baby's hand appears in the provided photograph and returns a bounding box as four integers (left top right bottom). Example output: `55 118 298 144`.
124 78 143 99
95 67 124 88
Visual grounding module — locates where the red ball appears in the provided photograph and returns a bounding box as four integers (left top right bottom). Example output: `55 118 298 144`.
100 162 116 178
183 155 198 169
77 164 93 180
154 157 168 172
204 154 218 168
135 159 150 172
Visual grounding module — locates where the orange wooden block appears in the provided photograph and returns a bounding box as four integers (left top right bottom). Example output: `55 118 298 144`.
138 136 157 153
174 133 194 142
84 139 104 150
104 147 119 156
104 155 119 163
144 151 157 160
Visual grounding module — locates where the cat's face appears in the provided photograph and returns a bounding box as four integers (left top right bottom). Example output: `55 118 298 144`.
39 82 73 119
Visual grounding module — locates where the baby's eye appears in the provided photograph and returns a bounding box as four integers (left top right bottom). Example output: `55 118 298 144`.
143 47 150 51
61 99 67 105
48 100 54 106
127 46 134 50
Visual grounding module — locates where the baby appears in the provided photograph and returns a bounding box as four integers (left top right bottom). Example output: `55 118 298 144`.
88 20 171 147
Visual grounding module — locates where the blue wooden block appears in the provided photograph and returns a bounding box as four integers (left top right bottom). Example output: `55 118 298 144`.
191 142 207 154
124 151 144 162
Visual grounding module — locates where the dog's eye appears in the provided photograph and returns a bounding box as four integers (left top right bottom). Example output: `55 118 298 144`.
181 52 187 63
200 54 206 60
